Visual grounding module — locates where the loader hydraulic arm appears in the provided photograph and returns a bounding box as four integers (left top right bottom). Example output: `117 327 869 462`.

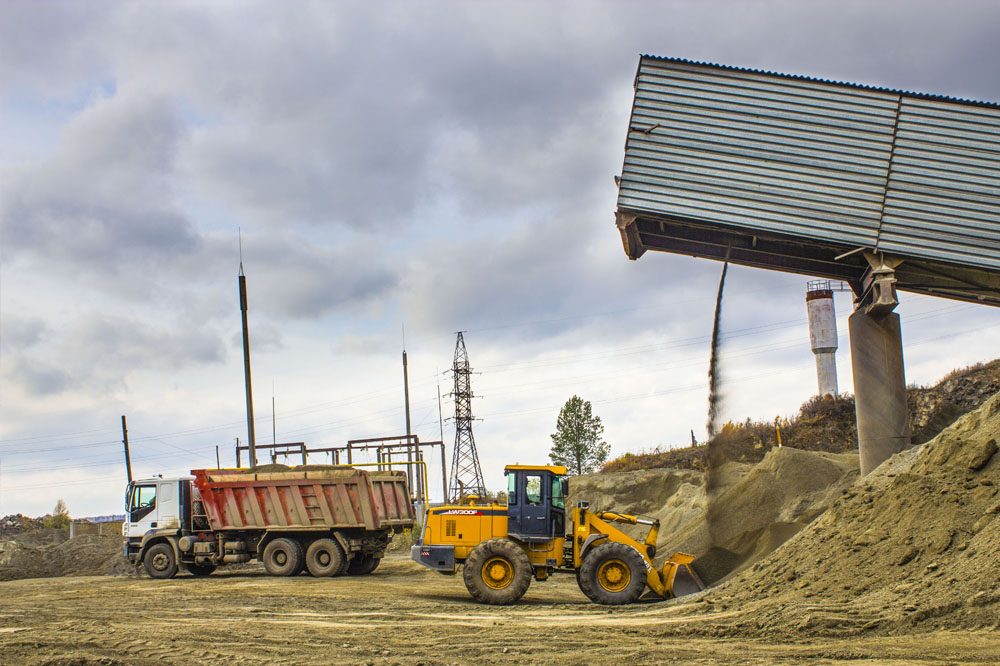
594 511 659 558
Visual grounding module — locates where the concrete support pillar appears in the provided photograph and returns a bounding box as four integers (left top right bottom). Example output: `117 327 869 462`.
849 310 911 476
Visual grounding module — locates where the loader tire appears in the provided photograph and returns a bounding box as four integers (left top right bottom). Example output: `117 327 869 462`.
463 539 532 605
578 542 646 605
346 553 380 575
263 538 305 577
305 538 346 577
143 543 178 579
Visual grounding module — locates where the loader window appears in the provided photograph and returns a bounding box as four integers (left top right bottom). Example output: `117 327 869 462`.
507 473 517 505
551 477 565 509
525 475 542 506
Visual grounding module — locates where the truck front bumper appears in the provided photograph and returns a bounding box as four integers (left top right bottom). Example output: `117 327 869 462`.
124 539 141 564
411 543 455 572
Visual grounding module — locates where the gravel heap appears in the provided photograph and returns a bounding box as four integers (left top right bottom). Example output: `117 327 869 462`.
682 390 1000 636
0 534 133 582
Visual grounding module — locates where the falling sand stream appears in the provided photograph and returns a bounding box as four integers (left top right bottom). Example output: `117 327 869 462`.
704 255 730 572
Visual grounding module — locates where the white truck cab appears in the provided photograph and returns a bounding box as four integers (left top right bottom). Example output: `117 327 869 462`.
124 476 187 537
123 476 193 576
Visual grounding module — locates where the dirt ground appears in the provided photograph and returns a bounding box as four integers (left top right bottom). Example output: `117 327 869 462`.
1 556 999 666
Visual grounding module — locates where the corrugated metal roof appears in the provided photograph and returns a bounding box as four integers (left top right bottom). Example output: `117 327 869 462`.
638 55 1000 109
616 56 1000 304
879 97 1000 270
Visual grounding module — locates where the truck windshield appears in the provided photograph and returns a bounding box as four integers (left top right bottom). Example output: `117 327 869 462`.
130 484 157 521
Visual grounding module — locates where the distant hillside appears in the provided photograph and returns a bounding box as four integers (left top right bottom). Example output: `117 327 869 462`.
604 359 1000 473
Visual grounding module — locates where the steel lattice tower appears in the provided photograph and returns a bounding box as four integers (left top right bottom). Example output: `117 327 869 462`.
448 332 487 501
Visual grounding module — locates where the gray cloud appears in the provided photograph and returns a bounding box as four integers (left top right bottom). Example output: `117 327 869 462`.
4 356 75 397
68 315 226 371
0 1 115 101
1 315 47 349
2 314 227 397
1 89 200 277
241 231 399 320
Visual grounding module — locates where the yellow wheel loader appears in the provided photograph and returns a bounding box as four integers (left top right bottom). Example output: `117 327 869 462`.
411 464 703 605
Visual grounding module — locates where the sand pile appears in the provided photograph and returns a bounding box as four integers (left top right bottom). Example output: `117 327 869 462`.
0 534 133 581
568 464 748 546
571 448 857 586
670 447 858 584
686 390 1000 636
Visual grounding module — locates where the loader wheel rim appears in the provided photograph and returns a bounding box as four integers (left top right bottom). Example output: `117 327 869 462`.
481 557 514 589
597 559 630 592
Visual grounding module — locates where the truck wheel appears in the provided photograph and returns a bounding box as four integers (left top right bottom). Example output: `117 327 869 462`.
305 538 345 577
263 538 305 577
346 554 380 575
578 542 646 605
463 539 532 605
185 561 216 576
143 543 178 579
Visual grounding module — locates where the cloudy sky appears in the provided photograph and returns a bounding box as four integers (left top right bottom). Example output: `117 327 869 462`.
2 0 999 517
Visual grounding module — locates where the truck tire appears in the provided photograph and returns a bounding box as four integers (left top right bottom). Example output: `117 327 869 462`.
143 542 178 579
185 561 216 576
346 554 380 575
578 542 646 605
305 538 345 577
263 538 305 577
463 539 532 605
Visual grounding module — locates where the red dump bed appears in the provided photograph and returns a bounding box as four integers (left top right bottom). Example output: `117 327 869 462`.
191 465 414 532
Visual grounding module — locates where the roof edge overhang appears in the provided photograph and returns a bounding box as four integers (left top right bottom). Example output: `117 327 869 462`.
636 55 1000 110
616 208 1000 307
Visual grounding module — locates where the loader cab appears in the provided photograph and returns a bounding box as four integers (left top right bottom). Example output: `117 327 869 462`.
504 465 568 542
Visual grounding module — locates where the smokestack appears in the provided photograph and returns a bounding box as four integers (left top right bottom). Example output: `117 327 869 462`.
806 280 839 397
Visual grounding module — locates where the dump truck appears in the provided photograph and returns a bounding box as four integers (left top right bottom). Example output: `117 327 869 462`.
124 464 414 579
412 464 703 605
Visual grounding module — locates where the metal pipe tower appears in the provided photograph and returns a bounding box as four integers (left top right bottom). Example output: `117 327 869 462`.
448 332 487 501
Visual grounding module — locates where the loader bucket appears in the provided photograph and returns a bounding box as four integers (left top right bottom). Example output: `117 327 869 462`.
661 552 705 598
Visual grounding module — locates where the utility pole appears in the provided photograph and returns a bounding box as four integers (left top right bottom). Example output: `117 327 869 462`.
239 251 257 468
121 415 132 483
447 332 486 502
438 376 447 504
402 348 414 493
437 375 444 442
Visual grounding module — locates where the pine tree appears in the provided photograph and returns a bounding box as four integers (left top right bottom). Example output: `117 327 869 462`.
549 395 609 475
